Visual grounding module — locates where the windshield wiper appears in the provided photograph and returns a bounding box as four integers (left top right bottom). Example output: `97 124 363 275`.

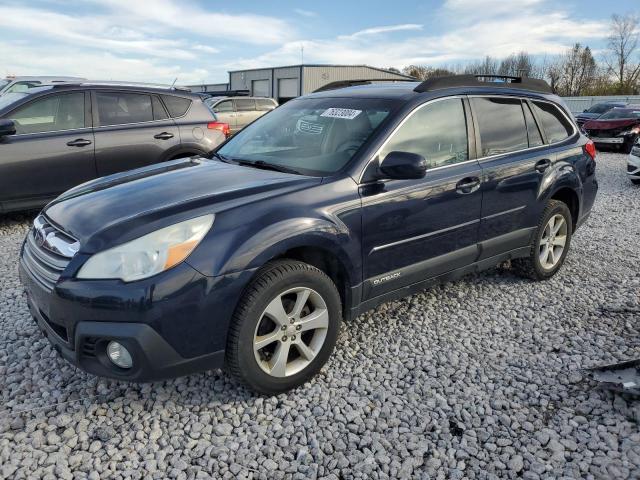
210 152 235 164
236 160 301 175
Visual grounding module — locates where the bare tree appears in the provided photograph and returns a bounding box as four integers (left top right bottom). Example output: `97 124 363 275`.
559 44 597 96
605 13 640 93
499 52 535 77
401 65 455 80
464 56 499 75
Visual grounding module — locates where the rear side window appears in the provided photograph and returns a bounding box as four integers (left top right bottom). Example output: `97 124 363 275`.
380 98 468 169
472 97 528 157
255 99 277 111
152 96 169 120
10 92 85 134
532 101 573 143
235 99 256 111
96 92 153 126
523 102 544 147
161 95 192 117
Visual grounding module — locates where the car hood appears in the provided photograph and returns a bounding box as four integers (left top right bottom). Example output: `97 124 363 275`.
583 118 639 130
44 157 321 251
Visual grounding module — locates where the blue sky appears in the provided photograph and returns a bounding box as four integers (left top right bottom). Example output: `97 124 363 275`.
0 0 637 84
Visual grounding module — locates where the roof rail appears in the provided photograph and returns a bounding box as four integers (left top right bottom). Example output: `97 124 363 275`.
47 81 192 92
414 75 552 94
313 78 415 93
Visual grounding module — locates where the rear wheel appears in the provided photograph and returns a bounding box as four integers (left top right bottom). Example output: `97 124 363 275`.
513 200 573 281
225 260 342 395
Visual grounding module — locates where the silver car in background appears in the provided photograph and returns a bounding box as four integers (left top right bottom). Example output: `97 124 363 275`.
205 96 277 134
0 76 86 95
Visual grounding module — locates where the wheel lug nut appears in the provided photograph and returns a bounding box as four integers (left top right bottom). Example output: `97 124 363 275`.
281 325 287 331
291 335 296 341
289 318 295 324
281 336 288 342
296 325 301 331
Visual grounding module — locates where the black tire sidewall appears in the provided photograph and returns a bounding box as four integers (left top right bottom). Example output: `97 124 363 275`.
531 202 573 279
233 264 342 394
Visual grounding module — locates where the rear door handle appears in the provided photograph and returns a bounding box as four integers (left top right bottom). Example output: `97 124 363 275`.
154 132 174 140
535 159 552 173
66 138 92 147
455 176 481 194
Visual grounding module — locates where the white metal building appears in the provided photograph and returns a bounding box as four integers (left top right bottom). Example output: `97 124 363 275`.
189 65 414 102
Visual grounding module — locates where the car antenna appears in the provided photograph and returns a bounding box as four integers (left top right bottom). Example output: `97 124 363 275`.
171 77 178 89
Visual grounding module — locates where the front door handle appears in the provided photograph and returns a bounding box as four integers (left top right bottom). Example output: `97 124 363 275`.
154 132 174 140
455 176 481 194
66 138 92 147
535 159 552 173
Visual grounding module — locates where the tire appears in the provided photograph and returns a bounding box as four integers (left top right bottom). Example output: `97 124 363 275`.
225 259 342 395
513 200 573 281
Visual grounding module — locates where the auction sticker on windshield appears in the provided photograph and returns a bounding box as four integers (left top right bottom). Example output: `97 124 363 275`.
321 108 362 120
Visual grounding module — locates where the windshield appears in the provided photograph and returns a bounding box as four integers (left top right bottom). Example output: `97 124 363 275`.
216 97 399 175
599 108 640 120
0 92 29 111
587 103 620 114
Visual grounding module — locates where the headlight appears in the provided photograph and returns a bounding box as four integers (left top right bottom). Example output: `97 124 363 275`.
77 214 214 282
619 126 640 136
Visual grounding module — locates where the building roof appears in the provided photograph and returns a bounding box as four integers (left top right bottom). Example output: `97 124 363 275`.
228 64 414 79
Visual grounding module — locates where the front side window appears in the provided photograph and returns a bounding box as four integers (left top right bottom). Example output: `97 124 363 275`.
217 97 398 175
9 92 84 134
213 100 234 113
96 92 153 126
532 101 573 143
379 98 468 169
472 97 528 157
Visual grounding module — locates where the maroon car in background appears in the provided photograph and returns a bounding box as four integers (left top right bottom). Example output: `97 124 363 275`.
583 106 640 153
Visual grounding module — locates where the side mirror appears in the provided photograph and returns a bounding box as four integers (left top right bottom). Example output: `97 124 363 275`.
0 119 16 137
583 109 588 113
379 151 427 180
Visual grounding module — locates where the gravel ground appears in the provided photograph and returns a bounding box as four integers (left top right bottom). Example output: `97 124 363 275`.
1 152 639 480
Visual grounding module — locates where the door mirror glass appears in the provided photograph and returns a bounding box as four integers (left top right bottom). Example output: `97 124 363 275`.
379 151 427 180
0 119 16 137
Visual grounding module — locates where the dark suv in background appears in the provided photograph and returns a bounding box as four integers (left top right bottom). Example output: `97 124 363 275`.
0 83 228 213
19 75 598 394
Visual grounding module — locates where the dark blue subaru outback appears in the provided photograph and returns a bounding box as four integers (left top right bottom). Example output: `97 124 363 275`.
19 75 598 394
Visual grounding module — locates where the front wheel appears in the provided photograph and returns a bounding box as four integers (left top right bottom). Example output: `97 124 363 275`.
513 200 573 281
225 260 342 395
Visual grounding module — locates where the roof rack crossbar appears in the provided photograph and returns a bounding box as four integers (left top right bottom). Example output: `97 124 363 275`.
413 74 552 94
313 78 415 93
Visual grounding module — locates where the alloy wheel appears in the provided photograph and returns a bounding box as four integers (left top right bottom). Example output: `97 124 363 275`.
539 214 568 270
253 287 329 377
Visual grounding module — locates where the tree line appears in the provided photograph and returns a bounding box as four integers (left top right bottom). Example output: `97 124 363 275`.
394 13 640 96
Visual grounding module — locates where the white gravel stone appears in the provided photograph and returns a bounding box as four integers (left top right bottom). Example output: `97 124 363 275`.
0 152 639 478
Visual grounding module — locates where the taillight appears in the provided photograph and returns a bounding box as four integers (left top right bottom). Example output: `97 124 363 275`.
584 140 596 161
208 122 230 137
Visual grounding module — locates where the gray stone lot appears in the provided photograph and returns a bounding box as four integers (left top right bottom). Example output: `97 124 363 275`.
0 152 639 479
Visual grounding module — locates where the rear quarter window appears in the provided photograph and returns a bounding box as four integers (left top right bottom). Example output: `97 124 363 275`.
532 101 573 143
161 95 192 118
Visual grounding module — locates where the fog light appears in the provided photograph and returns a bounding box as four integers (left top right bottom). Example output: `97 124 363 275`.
106 341 133 369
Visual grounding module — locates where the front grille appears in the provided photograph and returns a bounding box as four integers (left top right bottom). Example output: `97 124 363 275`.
629 164 639 173
21 215 78 292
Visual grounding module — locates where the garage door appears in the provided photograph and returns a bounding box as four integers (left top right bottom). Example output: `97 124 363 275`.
278 78 298 99
252 79 270 97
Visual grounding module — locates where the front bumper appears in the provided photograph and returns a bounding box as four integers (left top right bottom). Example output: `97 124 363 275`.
19 255 256 382
628 149 640 179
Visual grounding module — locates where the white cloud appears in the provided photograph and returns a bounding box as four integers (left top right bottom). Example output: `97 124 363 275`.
294 8 317 17
230 0 610 71
339 24 423 40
